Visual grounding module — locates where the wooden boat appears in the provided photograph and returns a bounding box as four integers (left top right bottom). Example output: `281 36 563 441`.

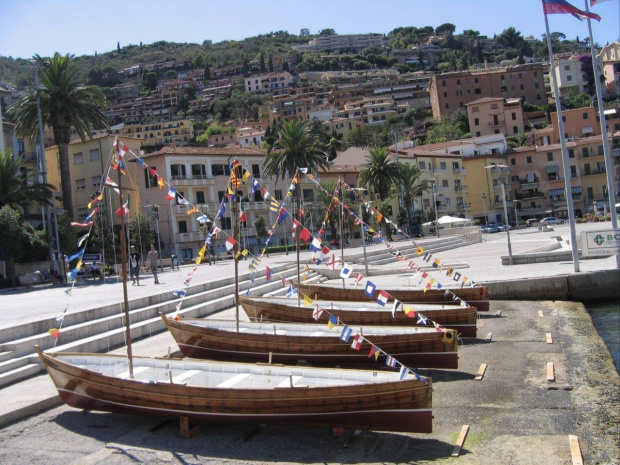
293 281 490 312
162 316 459 369
240 296 478 338
36 348 433 433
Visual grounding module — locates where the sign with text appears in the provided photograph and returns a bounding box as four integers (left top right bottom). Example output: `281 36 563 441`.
581 229 620 257
83 253 102 263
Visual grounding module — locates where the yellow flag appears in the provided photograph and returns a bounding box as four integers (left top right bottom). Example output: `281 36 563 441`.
303 294 313 306
195 256 202 265
234 251 242 259
198 245 206 258
417 246 424 255
241 249 249 256
242 171 250 182
376 212 383 222
227 185 234 195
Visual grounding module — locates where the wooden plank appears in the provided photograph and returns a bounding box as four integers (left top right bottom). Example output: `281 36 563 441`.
451 424 470 457
474 364 487 381
485 332 493 342
546 333 553 344
538 310 544 318
547 362 555 382
568 435 583 465
495 309 502 317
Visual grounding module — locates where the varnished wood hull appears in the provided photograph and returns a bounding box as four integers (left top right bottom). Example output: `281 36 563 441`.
163 317 459 369
240 297 478 338
36 348 433 433
294 282 490 311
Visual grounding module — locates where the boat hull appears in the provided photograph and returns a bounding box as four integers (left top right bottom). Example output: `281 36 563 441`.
37 349 433 433
294 282 490 311
163 317 459 369
240 297 478 338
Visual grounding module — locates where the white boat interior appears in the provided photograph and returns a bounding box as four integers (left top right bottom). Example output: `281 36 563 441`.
245 296 459 311
52 354 415 389
174 319 443 337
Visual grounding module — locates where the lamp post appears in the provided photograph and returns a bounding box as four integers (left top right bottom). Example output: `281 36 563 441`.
481 193 488 225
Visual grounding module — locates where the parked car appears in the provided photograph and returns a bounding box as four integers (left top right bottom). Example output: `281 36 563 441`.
481 223 499 233
497 223 514 232
540 217 565 226
526 219 539 227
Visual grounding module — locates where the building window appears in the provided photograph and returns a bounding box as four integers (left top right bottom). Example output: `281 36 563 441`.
73 152 83 164
212 164 230 176
568 149 574 158
191 164 207 179
547 152 553 161
252 164 261 178
178 221 188 233
474 77 479 83
217 191 225 202
597 145 604 155
442 179 449 188
583 112 589 120
418 161 426 169
92 175 101 187
171 164 186 179
567 75 573 81
474 118 479 126
472 106 479 113
442 80 446 87
220 217 232 230
456 79 461 85
582 147 589 158
511 112 517 120
570 165 577 178
75 178 86 190
440 161 447 170
445 103 449 109
196 191 205 204
474 88 481 94
275 190 283 200
78 208 89 219
89 149 100 161
456 90 462 96
526 156 532 164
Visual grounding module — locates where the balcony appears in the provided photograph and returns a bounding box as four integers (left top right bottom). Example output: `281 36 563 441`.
582 169 606 177
521 182 538 190
176 232 204 244
489 119 504 127
456 203 472 210
453 168 467 174
169 177 215 188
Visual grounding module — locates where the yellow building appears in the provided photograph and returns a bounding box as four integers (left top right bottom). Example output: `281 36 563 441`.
44 134 143 222
462 154 511 224
109 119 194 148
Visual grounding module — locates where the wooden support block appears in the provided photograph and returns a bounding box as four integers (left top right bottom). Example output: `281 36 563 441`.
475 364 487 380
546 333 553 344
451 424 470 457
179 416 201 438
568 435 583 465
538 310 544 318
547 362 555 382
485 332 493 342
331 426 345 437
495 309 502 317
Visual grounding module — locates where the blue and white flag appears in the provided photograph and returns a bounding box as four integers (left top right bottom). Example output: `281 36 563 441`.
399 365 409 380
340 325 353 342
286 285 298 298
364 281 376 298
173 289 186 298
310 237 322 252
339 263 353 279
251 179 260 196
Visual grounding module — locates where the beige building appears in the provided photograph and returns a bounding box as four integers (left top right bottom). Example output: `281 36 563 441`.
550 106 599 142
137 146 315 261
109 119 195 148
550 53 589 101
244 72 294 94
466 97 524 138
598 42 620 96
44 134 143 223
462 155 513 224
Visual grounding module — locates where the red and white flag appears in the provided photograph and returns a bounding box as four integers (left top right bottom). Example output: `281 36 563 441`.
312 304 324 321
225 236 237 251
351 334 363 350
353 272 364 286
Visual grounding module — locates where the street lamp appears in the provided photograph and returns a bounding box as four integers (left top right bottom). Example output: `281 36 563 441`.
481 193 488 225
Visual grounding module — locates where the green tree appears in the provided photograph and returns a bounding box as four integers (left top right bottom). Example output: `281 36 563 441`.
142 71 158 91
394 163 428 233
9 53 109 222
260 51 266 72
436 23 456 36
345 125 376 148
282 61 289 72
425 110 469 144
204 62 211 80
0 150 54 212
129 213 155 256
357 147 402 200
253 214 268 255
0 206 24 285
268 53 274 72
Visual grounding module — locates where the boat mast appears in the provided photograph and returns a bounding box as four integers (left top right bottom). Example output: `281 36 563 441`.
114 146 133 378
295 170 301 308
339 178 345 288
232 183 240 332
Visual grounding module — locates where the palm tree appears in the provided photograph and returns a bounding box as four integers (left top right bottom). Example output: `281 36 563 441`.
0 150 54 213
9 53 109 221
392 162 428 234
357 147 402 200
263 119 329 183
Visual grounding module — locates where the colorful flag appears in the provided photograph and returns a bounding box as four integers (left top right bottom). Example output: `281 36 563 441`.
177 197 190 206
225 236 236 251
327 315 338 329
339 325 353 342
364 281 376 298
88 193 103 209
399 365 409 380
165 188 177 201
277 207 289 224
251 179 260 196
416 246 424 255
339 263 353 279
48 328 60 339
265 267 272 281
351 334 363 351
542 0 601 20
392 298 402 317
354 272 364 286
303 294 313 306
70 221 93 227
216 202 225 220
157 176 165 190
590 0 612 5
386 356 398 368
173 289 186 298
269 198 280 212
404 306 416 318
286 285 298 298
325 254 341 270
417 314 429 325
368 345 379 360
310 237 322 252
299 227 312 243
312 304 323 321
376 290 390 307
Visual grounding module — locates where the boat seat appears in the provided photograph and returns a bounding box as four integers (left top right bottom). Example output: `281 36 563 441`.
277 375 305 388
216 373 251 388
310 331 325 336
171 370 200 384
117 366 149 379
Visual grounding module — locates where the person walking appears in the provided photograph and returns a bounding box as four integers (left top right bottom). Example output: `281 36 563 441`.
146 245 160 284
128 246 141 286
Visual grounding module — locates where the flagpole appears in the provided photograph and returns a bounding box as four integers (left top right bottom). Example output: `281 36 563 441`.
584 0 620 269
544 11 581 272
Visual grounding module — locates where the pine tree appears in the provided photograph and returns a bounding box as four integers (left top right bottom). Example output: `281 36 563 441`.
117 41 120 51
204 63 211 80
268 54 274 72
260 51 266 72
282 61 289 72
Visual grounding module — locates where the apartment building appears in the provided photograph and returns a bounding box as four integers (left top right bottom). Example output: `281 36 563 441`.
207 132 236 147
292 33 390 52
322 117 366 139
236 127 265 147
138 146 313 261
428 63 546 119
550 53 589 101
105 90 181 124
508 134 620 219
110 119 195 148
44 134 143 223
549 106 599 142
258 97 317 125
244 72 294 93
466 97 524 138
334 97 399 125
462 154 512 224
599 42 620 96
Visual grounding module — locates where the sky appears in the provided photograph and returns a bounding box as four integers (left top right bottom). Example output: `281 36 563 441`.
0 0 618 59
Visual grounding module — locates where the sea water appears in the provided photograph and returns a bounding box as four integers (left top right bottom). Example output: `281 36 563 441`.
587 301 620 374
